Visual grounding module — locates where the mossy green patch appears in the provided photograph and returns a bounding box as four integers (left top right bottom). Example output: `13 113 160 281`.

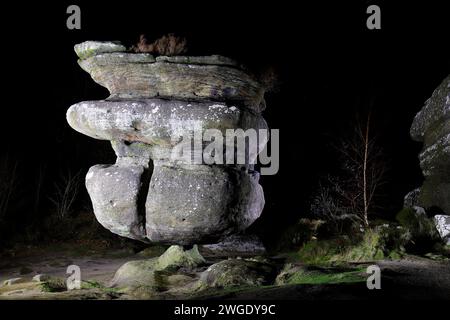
295 227 406 265
276 263 366 285
40 278 67 292
285 269 365 285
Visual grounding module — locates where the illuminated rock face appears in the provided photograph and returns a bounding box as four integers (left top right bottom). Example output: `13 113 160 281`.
409 75 450 214
67 41 268 245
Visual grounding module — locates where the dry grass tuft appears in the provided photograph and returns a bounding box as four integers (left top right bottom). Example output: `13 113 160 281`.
132 33 187 56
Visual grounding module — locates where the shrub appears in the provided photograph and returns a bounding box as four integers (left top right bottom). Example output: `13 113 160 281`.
296 226 408 265
132 34 187 56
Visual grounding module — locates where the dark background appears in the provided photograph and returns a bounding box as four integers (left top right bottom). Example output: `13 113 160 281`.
0 1 448 246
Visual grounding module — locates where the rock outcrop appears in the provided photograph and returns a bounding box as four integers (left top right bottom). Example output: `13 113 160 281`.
407 75 450 244
409 75 450 214
67 41 268 245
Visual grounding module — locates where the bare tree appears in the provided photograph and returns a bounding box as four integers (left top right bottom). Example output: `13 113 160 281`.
0 154 18 223
33 162 46 217
312 113 387 229
48 170 82 220
344 113 386 227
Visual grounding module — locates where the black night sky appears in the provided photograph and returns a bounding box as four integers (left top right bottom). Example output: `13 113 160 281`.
0 1 449 246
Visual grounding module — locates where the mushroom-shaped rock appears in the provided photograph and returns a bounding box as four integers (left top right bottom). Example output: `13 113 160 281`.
67 41 269 245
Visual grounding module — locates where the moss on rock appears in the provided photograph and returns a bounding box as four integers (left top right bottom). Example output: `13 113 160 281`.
296 226 409 265
154 245 205 271
109 245 205 290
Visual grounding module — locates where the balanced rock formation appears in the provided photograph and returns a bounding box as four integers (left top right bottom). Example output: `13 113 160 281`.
408 75 450 214
67 41 268 245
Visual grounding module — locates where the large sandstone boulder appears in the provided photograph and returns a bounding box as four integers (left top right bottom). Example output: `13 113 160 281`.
145 165 264 244
67 41 268 245
409 75 450 214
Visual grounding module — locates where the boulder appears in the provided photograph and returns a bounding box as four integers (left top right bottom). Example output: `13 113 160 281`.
85 164 149 242
110 259 158 288
110 245 205 288
434 215 450 245
409 75 450 213
198 258 275 289
145 165 264 244
201 234 266 257
68 40 269 245
154 245 205 270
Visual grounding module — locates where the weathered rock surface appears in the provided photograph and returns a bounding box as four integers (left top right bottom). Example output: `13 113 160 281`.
110 245 204 288
409 75 450 214
68 41 268 245
434 215 450 245
146 165 264 244
74 41 126 59
75 41 265 112
67 98 268 164
85 164 149 242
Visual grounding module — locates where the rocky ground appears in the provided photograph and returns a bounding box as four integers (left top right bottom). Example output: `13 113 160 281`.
0 243 449 300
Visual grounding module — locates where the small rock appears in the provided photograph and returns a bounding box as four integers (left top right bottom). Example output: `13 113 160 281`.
3 278 26 286
201 234 266 257
74 41 126 60
110 259 157 288
32 274 51 282
434 215 450 242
